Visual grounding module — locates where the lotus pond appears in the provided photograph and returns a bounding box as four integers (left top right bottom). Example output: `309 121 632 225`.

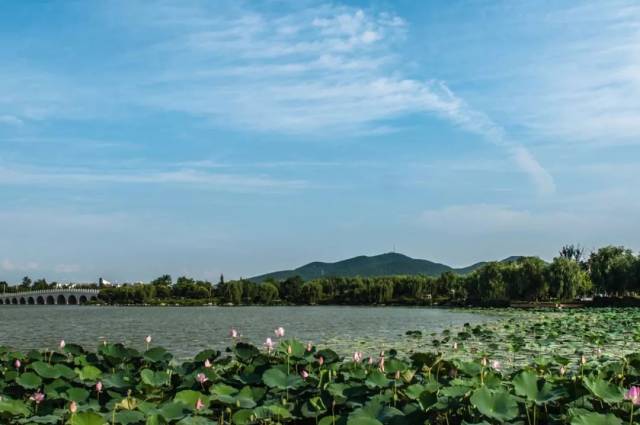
2 308 640 424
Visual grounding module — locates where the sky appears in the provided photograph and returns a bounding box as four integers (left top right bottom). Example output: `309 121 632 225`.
1 0 639 283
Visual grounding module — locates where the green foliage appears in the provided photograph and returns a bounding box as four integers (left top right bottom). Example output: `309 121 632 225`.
1 314 640 425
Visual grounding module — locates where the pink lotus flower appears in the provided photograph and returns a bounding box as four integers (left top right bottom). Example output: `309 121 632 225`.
69 401 78 414
318 356 324 366
59 340 66 349
275 327 285 337
95 381 103 393
626 386 640 405
195 398 205 411
353 351 363 363
204 359 212 368
196 373 208 384
306 342 313 352
491 360 501 371
30 391 45 404
301 370 309 380
264 337 274 352
14 359 21 369
229 328 239 338
145 335 152 344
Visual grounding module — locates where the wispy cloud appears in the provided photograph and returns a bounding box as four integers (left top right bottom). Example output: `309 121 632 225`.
107 2 552 193
467 1 640 147
54 264 81 273
0 115 24 126
0 164 307 192
1 259 39 272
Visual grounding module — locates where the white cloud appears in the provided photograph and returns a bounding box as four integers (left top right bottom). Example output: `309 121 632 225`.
1 259 39 272
54 264 81 273
417 198 640 257
0 2 554 194
115 3 552 193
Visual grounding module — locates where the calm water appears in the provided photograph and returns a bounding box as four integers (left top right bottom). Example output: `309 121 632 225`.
0 306 493 358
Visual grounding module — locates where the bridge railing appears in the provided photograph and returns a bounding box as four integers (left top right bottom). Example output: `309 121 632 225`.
0 288 100 298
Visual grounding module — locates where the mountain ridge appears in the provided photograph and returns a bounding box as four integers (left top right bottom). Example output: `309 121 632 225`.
249 252 523 282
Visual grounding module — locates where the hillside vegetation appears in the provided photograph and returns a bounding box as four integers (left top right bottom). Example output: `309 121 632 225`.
250 252 521 282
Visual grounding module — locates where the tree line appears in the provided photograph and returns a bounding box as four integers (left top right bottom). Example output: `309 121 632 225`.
2 245 639 306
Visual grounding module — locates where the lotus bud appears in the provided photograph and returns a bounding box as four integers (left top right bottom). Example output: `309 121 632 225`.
204 359 212 368
14 359 21 369
318 356 324 366
395 370 401 380
275 327 285 337
59 340 66 349
195 398 205 411
481 357 488 367
626 386 640 405
453 342 458 351
196 373 208 384
301 370 309 380
229 328 239 338
96 381 103 393
145 335 152 344
580 355 587 365
30 391 45 404
287 345 292 355
69 401 78 414
491 360 501 371
306 342 312 352
264 337 274 352
559 366 566 376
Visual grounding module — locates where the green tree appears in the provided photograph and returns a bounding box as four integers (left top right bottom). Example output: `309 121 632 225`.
19 276 32 291
151 274 172 286
257 282 279 304
588 246 636 295
32 278 48 290
546 257 591 300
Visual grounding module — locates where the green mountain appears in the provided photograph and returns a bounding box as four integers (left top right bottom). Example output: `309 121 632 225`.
250 252 523 282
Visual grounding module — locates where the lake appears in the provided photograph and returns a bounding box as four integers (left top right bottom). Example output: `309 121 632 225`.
0 306 494 358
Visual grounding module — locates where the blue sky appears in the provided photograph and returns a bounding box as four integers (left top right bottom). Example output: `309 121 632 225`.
1 0 639 283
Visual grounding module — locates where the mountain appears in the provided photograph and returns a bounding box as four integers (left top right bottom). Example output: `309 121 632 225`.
249 252 523 282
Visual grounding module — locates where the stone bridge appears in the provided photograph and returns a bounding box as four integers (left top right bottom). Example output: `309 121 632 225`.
0 289 100 305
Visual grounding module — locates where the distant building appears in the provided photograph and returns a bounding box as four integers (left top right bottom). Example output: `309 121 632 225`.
99 277 112 286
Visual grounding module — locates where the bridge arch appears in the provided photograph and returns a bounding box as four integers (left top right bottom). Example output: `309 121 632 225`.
46 295 55 305
0 299 4 304
68 295 78 305
27 297 35 305
36 296 45 305
79 295 88 304
12 297 18 304
57 294 67 305
19 297 26 304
